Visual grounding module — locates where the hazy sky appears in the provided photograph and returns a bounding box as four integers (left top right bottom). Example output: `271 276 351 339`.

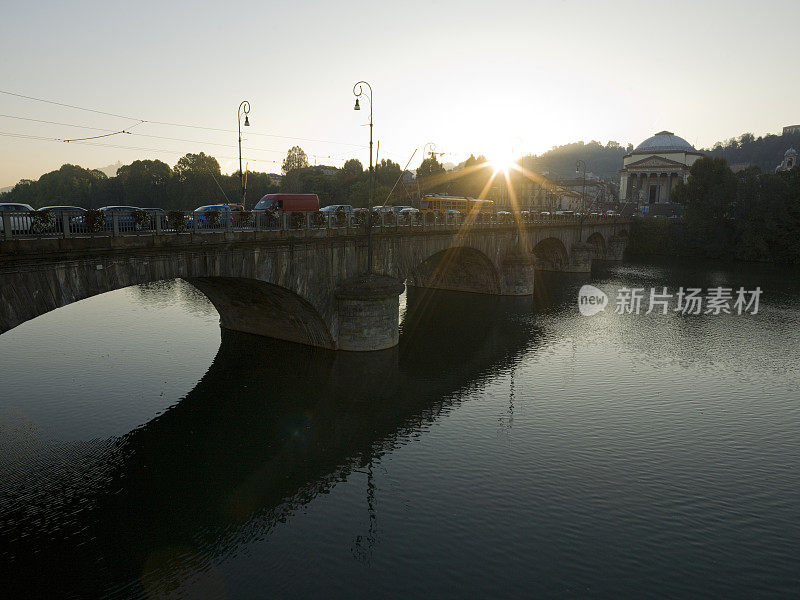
1 0 799 188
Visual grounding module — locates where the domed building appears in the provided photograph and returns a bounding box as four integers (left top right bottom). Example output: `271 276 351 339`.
619 131 704 205
775 148 797 172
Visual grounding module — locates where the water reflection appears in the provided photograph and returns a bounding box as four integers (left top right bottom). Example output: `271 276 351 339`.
3 288 541 598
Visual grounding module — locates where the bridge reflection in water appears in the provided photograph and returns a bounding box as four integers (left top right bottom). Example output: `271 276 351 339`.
1 282 589 598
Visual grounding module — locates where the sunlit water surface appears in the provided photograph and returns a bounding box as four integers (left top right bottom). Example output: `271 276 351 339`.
1 259 798 599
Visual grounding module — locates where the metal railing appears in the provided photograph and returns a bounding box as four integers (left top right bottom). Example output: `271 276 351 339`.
1 209 627 241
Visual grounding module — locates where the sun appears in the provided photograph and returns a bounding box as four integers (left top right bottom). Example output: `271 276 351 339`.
489 150 516 174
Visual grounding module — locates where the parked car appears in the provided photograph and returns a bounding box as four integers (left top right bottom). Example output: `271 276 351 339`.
39 205 86 216
540 211 551 217
254 194 320 212
319 204 353 214
398 207 420 214
101 206 143 229
0 202 34 234
193 204 234 227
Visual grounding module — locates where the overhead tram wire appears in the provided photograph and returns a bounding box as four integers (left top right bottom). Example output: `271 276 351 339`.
60 120 145 143
0 130 365 168
0 114 363 162
0 89 367 148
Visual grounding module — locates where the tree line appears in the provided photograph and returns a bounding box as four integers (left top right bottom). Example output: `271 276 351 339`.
0 145 506 210
629 157 800 264
0 153 279 211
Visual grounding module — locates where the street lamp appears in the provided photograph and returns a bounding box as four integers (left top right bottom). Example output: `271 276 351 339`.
238 100 251 208
576 159 587 240
423 142 437 160
353 81 374 273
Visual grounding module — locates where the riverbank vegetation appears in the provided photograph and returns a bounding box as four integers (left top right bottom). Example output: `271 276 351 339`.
628 157 800 264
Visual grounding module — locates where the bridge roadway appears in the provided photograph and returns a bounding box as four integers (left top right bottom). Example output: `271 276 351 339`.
0 216 630 351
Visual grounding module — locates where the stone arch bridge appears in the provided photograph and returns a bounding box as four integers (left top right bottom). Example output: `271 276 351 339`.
0 219 628 351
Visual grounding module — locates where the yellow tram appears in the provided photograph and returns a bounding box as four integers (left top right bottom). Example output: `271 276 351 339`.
419 195 494 214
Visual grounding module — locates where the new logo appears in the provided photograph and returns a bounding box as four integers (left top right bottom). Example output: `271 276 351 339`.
578 284 608 316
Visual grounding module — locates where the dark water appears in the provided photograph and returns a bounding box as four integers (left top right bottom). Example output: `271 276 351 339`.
1 259 799 599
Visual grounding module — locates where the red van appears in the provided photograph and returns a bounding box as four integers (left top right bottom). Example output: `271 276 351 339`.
253 194 320 212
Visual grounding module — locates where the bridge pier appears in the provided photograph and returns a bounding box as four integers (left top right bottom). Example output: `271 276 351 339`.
499 254 536 295
335 274 405 352
565 242 594 273
606 235 627 261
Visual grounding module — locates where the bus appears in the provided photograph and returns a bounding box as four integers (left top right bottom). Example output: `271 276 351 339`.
419 195 494 214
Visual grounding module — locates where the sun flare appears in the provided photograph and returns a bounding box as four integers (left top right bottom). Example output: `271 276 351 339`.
490 151 515 174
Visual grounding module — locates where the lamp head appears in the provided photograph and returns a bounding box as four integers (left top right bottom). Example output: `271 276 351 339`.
244 115 250 127
354 98 361 111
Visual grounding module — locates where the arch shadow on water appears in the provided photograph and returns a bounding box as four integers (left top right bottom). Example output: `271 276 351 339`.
1 287 543 598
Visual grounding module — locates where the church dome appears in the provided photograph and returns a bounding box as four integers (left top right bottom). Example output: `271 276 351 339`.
633 131 696 154
785 148 797 156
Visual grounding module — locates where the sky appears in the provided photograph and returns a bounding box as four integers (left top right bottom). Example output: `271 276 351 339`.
1 0 799 188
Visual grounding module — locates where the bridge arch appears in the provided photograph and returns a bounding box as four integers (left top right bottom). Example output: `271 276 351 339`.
406 246 501 295
532 237 569 271
185 278 334 349
0 256 335 349
586 232 606 259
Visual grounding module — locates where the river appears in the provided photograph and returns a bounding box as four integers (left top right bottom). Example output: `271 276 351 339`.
1 258 798 599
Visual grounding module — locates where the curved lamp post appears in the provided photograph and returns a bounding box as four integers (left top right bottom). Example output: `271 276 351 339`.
238 100 251 207
423 142 437 161
576 159 587 240
353 81 374 273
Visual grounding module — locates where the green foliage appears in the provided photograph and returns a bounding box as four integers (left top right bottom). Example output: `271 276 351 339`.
706 131 800 172
282 146 309 174
2 164 111 209
449 154 490 197
30 209 56 233
167 210 187 232
629 159 800 264
671 157 738 223
174 153 220 180
239 211 254 227
339 159 363 183
117 160 172 208
205 210 221 228
529 140 631 181
85 209 105 232
132 210 150 230
416 156 445 180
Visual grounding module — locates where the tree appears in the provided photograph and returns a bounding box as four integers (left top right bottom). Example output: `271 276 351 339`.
416 156 446 180
451 154 491 197
339 158 364 183
671 157 737 223
282 146 309 174
172 153 224 208
173 152 221 181
1 164 109 208
116 159 172 207
375 159 402 188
